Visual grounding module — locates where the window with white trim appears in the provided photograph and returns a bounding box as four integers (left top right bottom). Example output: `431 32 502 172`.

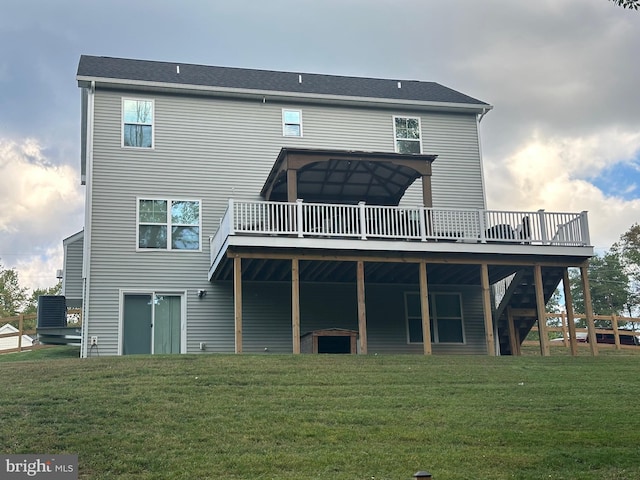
405 292 465 344
137 199 201 250
123 99 154 148
283 109 302 137
393 116 422 154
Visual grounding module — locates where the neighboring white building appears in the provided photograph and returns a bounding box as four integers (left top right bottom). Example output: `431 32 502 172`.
0 323 34 351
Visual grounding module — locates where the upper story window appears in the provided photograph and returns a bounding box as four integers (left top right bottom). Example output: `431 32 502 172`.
283 109 302 137
405 292 465 344
137 198 200 250
393 116 422 154
123 99 154 148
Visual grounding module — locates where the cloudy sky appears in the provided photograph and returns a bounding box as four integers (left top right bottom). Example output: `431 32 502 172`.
1 0 639 291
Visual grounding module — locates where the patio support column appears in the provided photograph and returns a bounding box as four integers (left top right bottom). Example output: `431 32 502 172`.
580 261 599 356
480 263 496 356
534 264 550 356
356 261 368 354
562 268 578 356
291 258 301 354
419 261 432 355
421 175 433 207
234 256 243 354
507 306 521 356
287 169 298 203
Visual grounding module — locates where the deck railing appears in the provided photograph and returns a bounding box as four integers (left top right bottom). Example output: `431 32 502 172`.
210 199 590 262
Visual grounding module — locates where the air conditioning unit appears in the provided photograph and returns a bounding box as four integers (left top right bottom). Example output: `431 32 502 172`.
37 295 67 328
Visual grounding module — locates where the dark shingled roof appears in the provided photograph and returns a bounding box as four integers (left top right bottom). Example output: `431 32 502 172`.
77 55 489 107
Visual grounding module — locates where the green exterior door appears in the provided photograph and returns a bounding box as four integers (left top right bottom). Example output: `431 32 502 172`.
123 293 182 355
123 294 152 354
153 295 181 354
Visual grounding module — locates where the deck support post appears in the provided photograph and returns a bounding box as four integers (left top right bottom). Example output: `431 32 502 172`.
507 306 521 356
562 268 578 356
419 262 432 355
534 264 550 356
580 261 599 356
234 256 243 354
356 261 368 354
480 263 496 356
292 258 301 354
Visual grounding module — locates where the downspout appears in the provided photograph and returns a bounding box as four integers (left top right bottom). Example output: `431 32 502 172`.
81 81 95 358
476 107 490 210
478 106 489 124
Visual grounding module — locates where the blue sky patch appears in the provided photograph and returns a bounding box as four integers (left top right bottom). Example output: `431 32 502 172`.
590 157 640 201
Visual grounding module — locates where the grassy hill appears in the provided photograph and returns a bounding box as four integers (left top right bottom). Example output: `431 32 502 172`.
1 347 639 479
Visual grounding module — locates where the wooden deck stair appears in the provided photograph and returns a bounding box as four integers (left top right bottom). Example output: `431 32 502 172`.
494 267 564 355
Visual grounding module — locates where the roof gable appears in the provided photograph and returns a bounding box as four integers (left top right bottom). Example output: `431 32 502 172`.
77 55 490 109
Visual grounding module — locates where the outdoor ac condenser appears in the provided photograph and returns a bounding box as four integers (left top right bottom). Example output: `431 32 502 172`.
37 295 67 328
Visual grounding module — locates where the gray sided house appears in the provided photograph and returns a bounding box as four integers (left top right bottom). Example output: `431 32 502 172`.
69 55 595 358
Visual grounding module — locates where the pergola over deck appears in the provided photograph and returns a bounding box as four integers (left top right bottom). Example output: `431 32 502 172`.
260 148 437 206
210 147 597 356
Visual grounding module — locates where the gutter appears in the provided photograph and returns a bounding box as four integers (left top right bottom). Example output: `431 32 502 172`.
76 75 493 114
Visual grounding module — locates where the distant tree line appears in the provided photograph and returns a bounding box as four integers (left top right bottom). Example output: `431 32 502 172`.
0 260 61 317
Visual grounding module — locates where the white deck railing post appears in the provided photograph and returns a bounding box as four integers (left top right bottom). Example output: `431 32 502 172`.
296 199 304 238
538 209 548 244
228 198 235 235
419 207 427 241
580 211 590 246
359 202 367 240
479 209 487 243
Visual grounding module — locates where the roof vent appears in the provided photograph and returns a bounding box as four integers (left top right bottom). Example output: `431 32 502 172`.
298 74 302 84
176 65 180 74
397 81 402 89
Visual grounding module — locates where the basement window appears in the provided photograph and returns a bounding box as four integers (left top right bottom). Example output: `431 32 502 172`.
405 292 465 344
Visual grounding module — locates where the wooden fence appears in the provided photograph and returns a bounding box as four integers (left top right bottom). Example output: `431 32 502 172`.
0 310 82 355
525 312 640 350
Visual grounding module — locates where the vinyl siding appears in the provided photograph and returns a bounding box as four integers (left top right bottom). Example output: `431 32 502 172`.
62 232 84 307
84 88 486 355
184 281 487 354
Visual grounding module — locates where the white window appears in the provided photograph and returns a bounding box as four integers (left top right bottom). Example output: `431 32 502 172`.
123 99 154 148
393 116 422 154
405 292 465 344
137 199 201 250
283 109 302 137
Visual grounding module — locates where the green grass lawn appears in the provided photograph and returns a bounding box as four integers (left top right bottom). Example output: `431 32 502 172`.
1 348 640 479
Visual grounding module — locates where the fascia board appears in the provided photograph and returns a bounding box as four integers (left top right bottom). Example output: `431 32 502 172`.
77 75 493 114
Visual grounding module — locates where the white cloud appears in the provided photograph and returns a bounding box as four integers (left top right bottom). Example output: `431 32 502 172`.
0 138 83 290
485 128 640 250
